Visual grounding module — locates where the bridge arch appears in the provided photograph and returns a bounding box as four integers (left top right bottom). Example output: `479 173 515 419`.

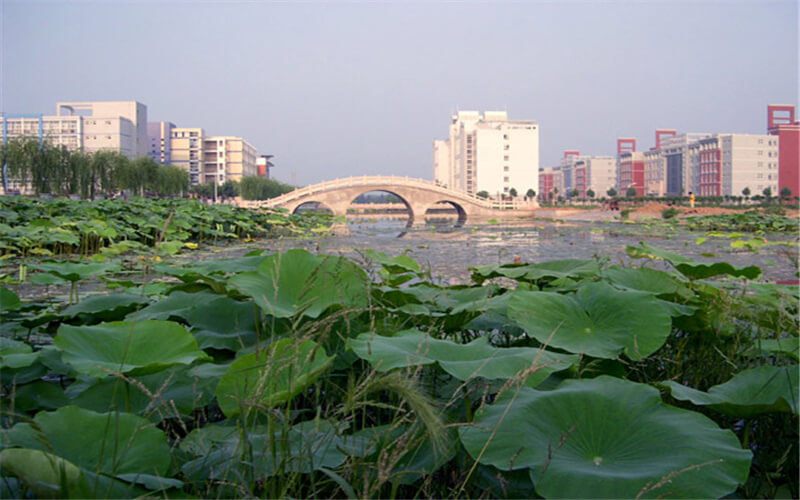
243 175 537 225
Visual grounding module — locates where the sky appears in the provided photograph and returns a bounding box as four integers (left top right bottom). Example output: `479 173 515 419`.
1 0 797 186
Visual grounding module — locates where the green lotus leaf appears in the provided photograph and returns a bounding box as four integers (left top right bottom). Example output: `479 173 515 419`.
60 293 149 321
755 337 798 361
3 406 171 477
661 365 798 416
181 418 372 481
66 364 217 420
626 242 761 280
0 337 40 369
508 281 672 360
0 287 21 312
153 255 268 283
0 448 82 499
215 338 334 416
600 266 690 296
471 259 600 286
228 249 368 318
54 320 211 377
127 290 217 321
28 261 122 283
349 329 577 387
459 376 752 499
6 381 69 412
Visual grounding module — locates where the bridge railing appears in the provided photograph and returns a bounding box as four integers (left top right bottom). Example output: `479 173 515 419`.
239 175 536 211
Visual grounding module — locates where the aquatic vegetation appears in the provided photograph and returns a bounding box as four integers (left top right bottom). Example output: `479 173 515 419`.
0 245 797 498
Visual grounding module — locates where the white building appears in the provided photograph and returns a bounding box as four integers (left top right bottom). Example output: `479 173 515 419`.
583 156 616 198
169 128 257 185
147 121 176 165
691 134 779 197
1 101 148 159
433 111 539 197
658 133 712 196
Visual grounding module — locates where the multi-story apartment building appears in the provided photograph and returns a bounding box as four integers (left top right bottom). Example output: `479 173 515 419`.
170 128 205 185
618 151 645 196
433 111 539 197
767 104 799 197
658 133 713 196
1 101 148 159
538 166 563 201
202 136 257 184
147 121 176 165
582 156 616 198
170 128 257 185
691 134 778 197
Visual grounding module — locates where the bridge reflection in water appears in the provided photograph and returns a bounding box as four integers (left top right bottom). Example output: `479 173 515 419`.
239 175 538 227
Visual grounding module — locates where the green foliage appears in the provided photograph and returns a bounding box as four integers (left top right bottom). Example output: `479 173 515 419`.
508 187 518 198
586 188 595 198
0 239 796 498
240 176 294 200
475 190 489 199
607 187 617 197
525 188 535 199
2 136 188 198
662 206 681 219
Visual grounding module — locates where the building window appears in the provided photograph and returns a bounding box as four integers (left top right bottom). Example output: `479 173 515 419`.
504 155 509 161
503 134 508 140
504 176 509 183
504 144 510 150
504 166 509 172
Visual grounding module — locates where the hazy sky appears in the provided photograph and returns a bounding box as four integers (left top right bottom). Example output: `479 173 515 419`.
1 0 797 185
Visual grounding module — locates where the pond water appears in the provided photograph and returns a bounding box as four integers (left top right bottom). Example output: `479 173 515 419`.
220 217 799 285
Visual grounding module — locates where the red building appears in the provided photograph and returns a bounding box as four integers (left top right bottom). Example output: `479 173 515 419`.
573 161 587 198
616 138 643 196
696 137 721 197
767 105 799 198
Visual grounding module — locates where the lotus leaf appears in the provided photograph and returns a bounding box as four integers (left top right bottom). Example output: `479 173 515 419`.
459 376 752 498
3 406 171 477
0 287 21 312
127 290 217 321
661 364 798 416
0 448 82 499
181 418 373 481
60 293 149 321
66 365 217 420
508 281 672 360
600 266 691 297
229 249 368 318
349 329 577 387
0 337 40 369
626 242 761 280
54 320 211 377
471 259 600 285
755 337 799 361
28 261 122 282
215 338 334 416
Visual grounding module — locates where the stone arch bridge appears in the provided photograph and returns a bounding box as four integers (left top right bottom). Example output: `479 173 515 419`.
240 175 538 226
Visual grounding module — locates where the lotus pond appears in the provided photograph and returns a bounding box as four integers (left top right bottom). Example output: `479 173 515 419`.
0 199 798 499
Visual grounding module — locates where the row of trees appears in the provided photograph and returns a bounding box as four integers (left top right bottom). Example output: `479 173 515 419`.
188 176 295 201
1 136 189 199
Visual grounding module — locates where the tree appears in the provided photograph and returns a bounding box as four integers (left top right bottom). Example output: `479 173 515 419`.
569 188 579 199
586 188 595 199
240 176 295 200
607 187 618 198
526 188 535 199
476 190 490 199
625 186 637 198
762 186 772 203
742 187 751 203
219 180 240 198
508 187 518 198
780 186 792 200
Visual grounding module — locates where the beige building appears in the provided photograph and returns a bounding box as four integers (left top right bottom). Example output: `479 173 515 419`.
433 111 539 197
1 101 148 159
202 136 257 184
691 134 779 197
170 128 257 185
583 156 617 198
